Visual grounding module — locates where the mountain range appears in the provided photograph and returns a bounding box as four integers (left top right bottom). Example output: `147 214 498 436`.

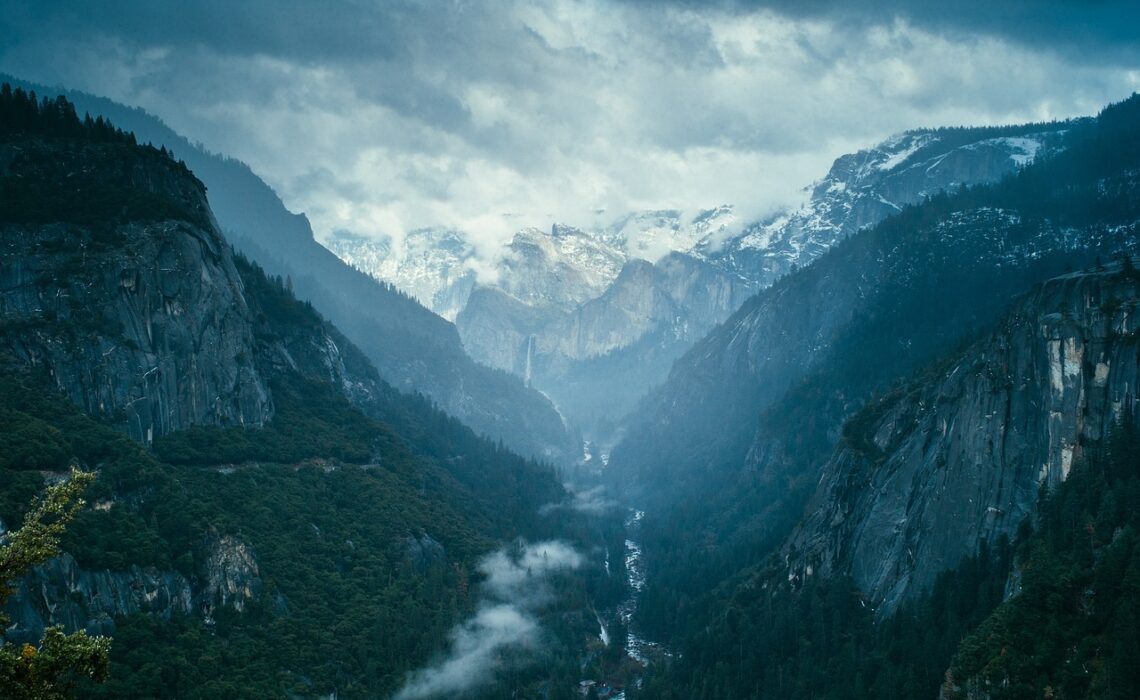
3 75 1139 700
328 122 1071 444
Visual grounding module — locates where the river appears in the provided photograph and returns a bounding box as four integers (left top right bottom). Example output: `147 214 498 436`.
597 508 669 698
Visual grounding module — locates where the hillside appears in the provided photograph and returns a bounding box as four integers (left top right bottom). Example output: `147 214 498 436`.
0 86 609 698
609 94 1140 669
0 74 576 464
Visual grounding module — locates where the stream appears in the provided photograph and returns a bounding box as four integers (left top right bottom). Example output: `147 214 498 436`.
596 508 669 698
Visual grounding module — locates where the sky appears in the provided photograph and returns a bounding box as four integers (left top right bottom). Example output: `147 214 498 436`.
2 0 1138 256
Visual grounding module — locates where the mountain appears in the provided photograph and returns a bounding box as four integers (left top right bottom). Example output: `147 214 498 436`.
700 123 1070 288
609 94 1140 658
328 124 1070 445
787 262 1140 613
0 124 270 445
0 86 605 697
322 227 477 321
619 93 1140 700
0 73 576 463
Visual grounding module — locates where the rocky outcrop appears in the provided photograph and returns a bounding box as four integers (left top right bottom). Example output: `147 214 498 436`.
403 532 446 574
204 535 262 614
0 140 272 444
5 534 263 644
787 266 1140 613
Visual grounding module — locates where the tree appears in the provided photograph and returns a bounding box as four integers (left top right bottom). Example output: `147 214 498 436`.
0 469 111 699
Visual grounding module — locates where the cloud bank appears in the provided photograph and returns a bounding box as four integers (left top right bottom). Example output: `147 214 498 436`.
394 540 583 700
1 1 1136 263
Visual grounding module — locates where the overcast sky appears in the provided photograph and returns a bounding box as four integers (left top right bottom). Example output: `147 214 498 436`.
2 0 1138 253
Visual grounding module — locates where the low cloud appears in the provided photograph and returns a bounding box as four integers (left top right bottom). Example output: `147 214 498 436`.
394 540 583 700
540 484 619 516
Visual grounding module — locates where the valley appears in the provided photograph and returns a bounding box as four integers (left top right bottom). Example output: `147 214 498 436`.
1 29 1139 700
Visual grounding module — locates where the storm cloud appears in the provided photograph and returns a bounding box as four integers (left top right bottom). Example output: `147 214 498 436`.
2 1 1136 260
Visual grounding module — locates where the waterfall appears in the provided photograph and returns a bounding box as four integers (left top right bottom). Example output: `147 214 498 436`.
524 334 535 386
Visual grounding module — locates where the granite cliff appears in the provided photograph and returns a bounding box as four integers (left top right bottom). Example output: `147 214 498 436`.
788 264 1140 613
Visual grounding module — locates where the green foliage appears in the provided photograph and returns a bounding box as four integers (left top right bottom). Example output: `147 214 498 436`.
0 83 134 145
0 310 578 698
636 540 1012 700
948 417 1140 699
637 415 1140 700
0 470 111 699
0 83 205 230
154 377 382 467
0 470 96 595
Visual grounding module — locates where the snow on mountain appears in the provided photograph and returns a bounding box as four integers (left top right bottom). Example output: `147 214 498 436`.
497 224 627 309
602 206 737 262
323 227 476 320
698 126 1070 288
322 209 734 321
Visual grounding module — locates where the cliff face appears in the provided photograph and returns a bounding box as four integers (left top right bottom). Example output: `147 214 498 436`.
787 267 1140 613
5 535 262 645
2 75 576 463
609 97 1140 597
0 139 272 444
457 249 754 439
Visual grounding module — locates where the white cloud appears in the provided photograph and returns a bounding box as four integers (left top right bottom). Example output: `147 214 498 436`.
1 1 1137 269
394 540 583 700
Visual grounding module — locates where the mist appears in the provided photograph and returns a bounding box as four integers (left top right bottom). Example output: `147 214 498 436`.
394 540 584 700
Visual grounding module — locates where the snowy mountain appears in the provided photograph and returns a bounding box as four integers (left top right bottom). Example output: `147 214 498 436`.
700 126 1071 288
321 122 1070 444
497 224 627 310
602 206 737 262
323 227 477 321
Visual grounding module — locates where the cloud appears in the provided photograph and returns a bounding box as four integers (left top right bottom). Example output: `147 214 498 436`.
540 484 619 516
393 604 538 700
1 1 1137 268
394 540 583 700
622 0 1140 59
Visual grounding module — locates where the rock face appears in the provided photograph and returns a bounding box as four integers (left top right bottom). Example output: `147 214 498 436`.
204 535 262 614
0 139 272 444
6 75 577 464
787 266 1140 613
403 532 446 574
5 534 263 644
608 98 1140 588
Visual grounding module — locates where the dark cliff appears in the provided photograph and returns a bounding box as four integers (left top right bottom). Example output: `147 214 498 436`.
788 264 1140 612
0 136 272 444
0 73 576 463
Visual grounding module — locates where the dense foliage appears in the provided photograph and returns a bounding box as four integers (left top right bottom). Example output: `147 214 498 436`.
0 349 608 697
0 470 111 699
635 415 1140 700
0 87 615 698
616 93 1140 655
948 419 1140 699
0 82 204 230
0 83 135 144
